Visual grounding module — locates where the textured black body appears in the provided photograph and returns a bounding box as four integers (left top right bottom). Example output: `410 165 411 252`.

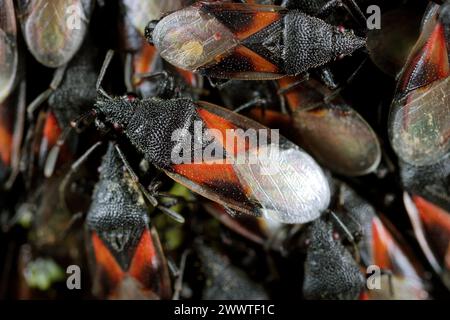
400 156 450 212
96 97 198 170
219 80 281 111
86 143 149 271
282 0 324 14
440 1 450 47
283 11 365 75
303 219 365 300
48 40 98 128
196 244 269 300
335 184 376 266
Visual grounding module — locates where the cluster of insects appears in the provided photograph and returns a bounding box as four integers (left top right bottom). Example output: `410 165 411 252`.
0 0 449 300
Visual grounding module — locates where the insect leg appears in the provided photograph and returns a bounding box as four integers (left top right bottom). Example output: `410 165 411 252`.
27 64 68 119
172 250 190 300
44 110 97 177
114 144 186 223
330 210 361 264
207 77 233 90
124 52 134 93
96 50 115 96
4 82 26 190
234 98 268 114
59 141 103 214
277 73 310 96
133 71 169 82
113 144 158 206
314 67 339 90
322 57 368 103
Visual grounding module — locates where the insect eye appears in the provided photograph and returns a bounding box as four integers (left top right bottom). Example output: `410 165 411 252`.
95 118 107 132
113 123 123 132
144 20 159 45
125 93 137 102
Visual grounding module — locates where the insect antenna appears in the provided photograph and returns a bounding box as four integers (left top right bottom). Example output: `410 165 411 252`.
96 49 115 100
330 210 361 264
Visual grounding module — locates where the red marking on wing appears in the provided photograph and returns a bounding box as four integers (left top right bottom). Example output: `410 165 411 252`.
91 232 124 286
236 45 279 73
372 217 394 270
402 23 450 90
173 162 242 187
134 43 158 75
197 107 252 157
236 11 281 41
43 112 61 149
0 125 12 165
0 100 14 165
412 196 450 268
128 229 157 285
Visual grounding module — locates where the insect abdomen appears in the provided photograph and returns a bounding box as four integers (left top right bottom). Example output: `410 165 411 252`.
125 99 197 170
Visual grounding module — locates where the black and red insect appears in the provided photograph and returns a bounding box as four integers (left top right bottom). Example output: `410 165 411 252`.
145 1 365 80
86 142 172 299
389 0 450 166
117 0 200 98
336 184 430 300
49 51 331 225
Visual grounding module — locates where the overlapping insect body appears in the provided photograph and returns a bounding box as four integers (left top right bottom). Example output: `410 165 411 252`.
16 0 95 68
95 90 331 224
195 243 269 300
389 1 450 166
337 184 430 300
146 2 365 80
86 143 171 299
303 218 365 300
4 0 450 302
49 41 99 128
404 193 450 290
118 0 202 99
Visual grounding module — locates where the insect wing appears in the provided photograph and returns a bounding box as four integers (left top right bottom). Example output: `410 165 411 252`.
404 193 450 289
17 0 94 67
0 0 18 103
167 101 330 224
151 2 285 79
389 5 450 166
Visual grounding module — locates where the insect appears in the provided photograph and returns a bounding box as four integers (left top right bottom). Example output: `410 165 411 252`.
228 77 381 176
389 0 450 166
302 217 365 300
117 0 204 110
278 78 381 176
16 0 95 68
0 0 19 104
202 201 285 250
337 184 430 300
86 143 172 299
49 50 331 225
145 1 365 80
404 193 450 291
195 242 269 300
400 155 450 211
25 39 100 178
